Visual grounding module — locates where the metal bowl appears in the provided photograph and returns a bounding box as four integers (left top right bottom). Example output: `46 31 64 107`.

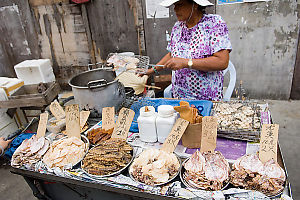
11 136 52 170
266 187 284 199
81 142 134 179
128 151 181 186
73 134 90 167
43 134 90 169
229 162 286 198
180 157 230 191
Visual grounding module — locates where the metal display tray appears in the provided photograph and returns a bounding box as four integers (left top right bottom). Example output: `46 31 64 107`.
211 101 266 142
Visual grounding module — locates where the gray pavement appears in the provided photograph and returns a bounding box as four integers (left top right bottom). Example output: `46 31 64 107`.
268 100 300 199
0 100 299 200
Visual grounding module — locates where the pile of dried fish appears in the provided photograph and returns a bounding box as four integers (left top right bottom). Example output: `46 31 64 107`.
213 102 260 131
130 148 180 185
107 54 139 71
11 135 50 169
230 153 286 196
86 127 113 145
82 139 133 176
42 136 87 169
183 151 230 191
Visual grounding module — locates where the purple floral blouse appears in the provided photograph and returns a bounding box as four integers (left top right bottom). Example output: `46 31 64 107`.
167 14 232 101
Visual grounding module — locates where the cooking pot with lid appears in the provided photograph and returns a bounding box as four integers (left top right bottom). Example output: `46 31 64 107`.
69 68 125 117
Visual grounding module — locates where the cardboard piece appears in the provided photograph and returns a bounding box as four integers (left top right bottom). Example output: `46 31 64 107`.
200 116 218 153
50 100 65 120
111 108 135 140
80 111 90 128
65 104 81 138
161 118 189 153
182 122 202 148
102 107 115 130
36 112 48 138
259 124 279 163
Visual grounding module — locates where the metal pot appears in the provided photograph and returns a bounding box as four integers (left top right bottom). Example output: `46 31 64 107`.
69 68 125 117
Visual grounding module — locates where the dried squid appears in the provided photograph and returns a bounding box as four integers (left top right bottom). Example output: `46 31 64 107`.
230 152 286 196
129 148 180 185
11 135 50 169
183 151 230 191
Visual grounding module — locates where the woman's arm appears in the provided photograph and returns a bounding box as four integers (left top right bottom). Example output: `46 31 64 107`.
164 49 230 71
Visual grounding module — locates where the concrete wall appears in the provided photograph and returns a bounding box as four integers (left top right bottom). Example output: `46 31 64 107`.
217 1 299 99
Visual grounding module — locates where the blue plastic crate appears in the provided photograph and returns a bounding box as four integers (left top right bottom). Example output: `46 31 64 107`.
129 98 213 133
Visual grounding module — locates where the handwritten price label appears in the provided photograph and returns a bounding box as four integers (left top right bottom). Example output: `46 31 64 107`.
259 124 279 163
111 108 135 140
65 104 81 138
80 111 90 128
49 100 65 120
201 116 218 153
36 112 48 138
161 118 189 153
102 107 115 130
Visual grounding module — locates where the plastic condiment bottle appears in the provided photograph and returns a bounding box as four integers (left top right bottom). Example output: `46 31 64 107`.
137 106 157 142
156 105 178 143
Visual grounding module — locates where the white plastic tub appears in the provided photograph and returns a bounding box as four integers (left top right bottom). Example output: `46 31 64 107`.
14 59 56 85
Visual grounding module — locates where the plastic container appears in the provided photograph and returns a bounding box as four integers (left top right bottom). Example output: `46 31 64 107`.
0 112 18 138
156 105 178 143
0 77 24 113
137 106 157 143
46 117 66 134
14 59 56 85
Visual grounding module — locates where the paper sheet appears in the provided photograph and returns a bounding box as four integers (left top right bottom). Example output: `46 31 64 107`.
146 0 169 19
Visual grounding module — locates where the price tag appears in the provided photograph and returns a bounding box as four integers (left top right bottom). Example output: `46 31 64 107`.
102 107 115 130
201 116 218 153
65 104 81 138
80 111 90 128
50 100 65 120
111 108 135 140
161 118 189 153
259 124 279 163
36 112 48 138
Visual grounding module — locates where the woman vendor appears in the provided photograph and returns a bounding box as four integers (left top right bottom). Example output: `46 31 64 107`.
141 0 232 101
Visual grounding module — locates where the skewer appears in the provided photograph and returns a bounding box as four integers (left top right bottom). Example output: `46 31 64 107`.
148 64 164 67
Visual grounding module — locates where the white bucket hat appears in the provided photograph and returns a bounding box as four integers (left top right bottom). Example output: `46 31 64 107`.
160 0 214 7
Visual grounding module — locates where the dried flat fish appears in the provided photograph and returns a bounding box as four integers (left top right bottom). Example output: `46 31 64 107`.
42 136 86 169
82 139 133 176
230 153 286 196
183 151 229 191
129 148 180 185
11 135 50 170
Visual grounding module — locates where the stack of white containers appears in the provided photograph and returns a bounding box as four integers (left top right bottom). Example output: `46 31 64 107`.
137 105 178 143
14 59 55 85
0 77 23 138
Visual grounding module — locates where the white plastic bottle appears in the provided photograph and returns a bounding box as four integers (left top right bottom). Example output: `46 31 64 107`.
137 106 157 143
156 105 178 143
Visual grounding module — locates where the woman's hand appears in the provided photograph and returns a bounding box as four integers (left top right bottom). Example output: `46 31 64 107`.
164 57 187 70
0 137 12 155
0 137 12 149
138 68 153 77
